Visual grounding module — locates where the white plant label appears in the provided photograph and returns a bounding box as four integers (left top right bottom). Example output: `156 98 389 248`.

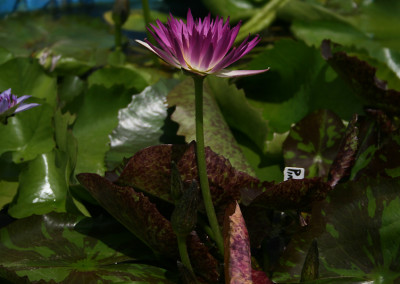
284 167 305 181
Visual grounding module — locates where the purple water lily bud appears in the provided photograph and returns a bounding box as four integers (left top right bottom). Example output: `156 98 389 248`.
0 88 39 124
136 9 269 77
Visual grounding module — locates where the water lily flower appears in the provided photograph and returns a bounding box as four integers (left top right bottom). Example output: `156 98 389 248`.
0 89 39 123
136 9 269 77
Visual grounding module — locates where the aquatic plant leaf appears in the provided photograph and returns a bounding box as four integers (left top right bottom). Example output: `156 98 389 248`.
118 142 329 210
241 39 362 133
273 177 400 283
72 85 132 175
0 103 55 164
249 177 331 210
167 78 254 175
206 76 269 151
0 57 57 106
283 109 345 178
0 212 173 283
76 173 178 257
77 173 219 282
117 142 263 207
7 149 69 218
106 79 179 170
88 65 148 91
0 14 114 63
328 114 359 187
322 40 400 115
223 202 252 284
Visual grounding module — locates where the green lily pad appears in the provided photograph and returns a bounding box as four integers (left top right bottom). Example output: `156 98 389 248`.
7 149 68 218
0 212 174 283
273 177 400 283
206 76 269 151
240 39 363 133
0 13 114 63
72 85 132 175
0 103 55 164
105 79 179 170
0 57 57 106
167 78 254 175
283 109 345 178
88 65 148 92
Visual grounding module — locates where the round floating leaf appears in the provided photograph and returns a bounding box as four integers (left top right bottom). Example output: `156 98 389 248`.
72 85 132 175
241 39 363 133
88 65 148 92
0 46 13 65
0 13 114 63
106 79 179 170
0 103 55 164
167 78 254 175
274 177 400 283
7 149 68 218
0 57 57 106
283 109 345 178
206 76 269 151
0 181 18 211
0 213 174 283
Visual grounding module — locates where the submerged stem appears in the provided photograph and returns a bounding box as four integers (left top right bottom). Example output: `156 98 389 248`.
193 75 224 256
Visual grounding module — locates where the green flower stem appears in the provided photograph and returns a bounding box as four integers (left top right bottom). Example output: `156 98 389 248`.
177 234 194 273
114 23 122 50
193 75 224 256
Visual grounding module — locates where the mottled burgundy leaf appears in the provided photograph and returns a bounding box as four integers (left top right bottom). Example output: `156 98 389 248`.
223 202 252 284
252 269 274 284
77 173 219 281
187 232 220 283
249 178 331 210
328 114 359 187
117 142 264 208
76 173 178 258
321 40 400 115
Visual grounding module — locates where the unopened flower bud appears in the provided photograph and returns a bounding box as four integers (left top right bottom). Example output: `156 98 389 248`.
171 161 184 201
171 180 199 236
112 0 130 27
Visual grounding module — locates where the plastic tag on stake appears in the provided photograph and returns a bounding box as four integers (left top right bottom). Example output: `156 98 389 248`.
284 167 305 181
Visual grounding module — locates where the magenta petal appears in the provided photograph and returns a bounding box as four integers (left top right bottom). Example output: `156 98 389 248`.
135 9 267 76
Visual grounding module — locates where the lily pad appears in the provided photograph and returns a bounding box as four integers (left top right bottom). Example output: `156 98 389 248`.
167 78 254 175
72 85 132 175
77 172 220 282
0 212 174 283
283 109 345 178
106 79 179 170
273 177 400 283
